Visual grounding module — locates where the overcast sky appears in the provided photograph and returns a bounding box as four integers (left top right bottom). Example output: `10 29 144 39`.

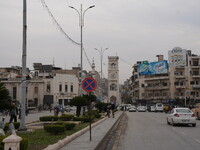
1 0 200 84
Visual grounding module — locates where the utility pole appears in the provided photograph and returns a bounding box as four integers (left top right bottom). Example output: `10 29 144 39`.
19 0 27 130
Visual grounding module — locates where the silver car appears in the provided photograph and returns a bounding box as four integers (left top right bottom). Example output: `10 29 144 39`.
166 108 196 127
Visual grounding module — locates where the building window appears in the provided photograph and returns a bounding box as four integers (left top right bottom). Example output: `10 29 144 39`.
65 84 68 92
71 84 73 92
59 99 62 105
34 86 38 94
59 84 62 92
163 93 167 96
35 71 39 77
47 84 51 92
111 63 116 69
110 84 116 91
13 87 17 100
64 99 69 105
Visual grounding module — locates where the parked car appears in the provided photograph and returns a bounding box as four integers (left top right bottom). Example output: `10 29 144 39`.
155 103 164 112
137 106 146 112
150 105 156 112
166 108 196 127
129 106 136 112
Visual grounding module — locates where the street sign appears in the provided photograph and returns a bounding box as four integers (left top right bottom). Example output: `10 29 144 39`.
82 77 97 92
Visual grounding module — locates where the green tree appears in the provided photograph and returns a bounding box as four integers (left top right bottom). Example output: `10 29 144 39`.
69 96 88 117
0 82 12 109
95 102 107 113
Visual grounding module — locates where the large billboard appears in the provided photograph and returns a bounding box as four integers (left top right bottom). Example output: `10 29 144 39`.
139 60 168 75
168 48 187 67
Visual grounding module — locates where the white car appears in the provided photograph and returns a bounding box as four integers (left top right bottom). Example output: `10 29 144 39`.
166 108 196 127
129 106 136 112
137 106 146 112
150 106 156 112
155 103 163 112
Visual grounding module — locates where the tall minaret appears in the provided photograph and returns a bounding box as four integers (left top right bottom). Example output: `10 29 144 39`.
108 56 120 104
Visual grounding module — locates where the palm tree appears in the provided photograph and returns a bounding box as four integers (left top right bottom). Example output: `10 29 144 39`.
0 82 12 109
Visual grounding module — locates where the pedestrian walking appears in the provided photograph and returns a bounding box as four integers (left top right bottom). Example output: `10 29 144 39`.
105 104 111 118
111 103 116 118
9 104 18 124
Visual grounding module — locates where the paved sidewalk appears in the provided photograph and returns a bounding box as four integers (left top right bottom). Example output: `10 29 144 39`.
0 110 54 124
58 111 123 150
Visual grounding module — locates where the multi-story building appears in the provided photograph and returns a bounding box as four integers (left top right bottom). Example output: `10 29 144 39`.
131 47 200 106
1 62 108 107
0 64 80 107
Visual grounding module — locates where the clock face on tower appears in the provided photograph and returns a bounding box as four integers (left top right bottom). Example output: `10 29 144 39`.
111 73 116 79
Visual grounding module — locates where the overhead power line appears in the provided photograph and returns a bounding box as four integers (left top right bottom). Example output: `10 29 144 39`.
119 57 133 67
40 0 92 68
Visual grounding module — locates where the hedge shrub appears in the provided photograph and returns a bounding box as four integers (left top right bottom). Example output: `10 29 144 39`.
44 124 65 134
73 117 83 122
39 116 59 122
4 122 20 132
95 114 101 118
51 122 76 131
64 123 76 130
0 136 28 150
59 114 74 121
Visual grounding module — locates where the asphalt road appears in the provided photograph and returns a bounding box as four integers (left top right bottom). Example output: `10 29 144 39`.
118 111 200 150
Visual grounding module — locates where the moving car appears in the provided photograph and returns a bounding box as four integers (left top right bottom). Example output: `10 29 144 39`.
166 108 196 127
137 106 146 112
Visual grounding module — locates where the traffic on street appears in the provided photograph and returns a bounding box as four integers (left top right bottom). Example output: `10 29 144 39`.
118 111 200 150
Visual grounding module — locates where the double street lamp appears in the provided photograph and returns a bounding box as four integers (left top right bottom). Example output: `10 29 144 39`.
95 48 108 101
69 4 95 95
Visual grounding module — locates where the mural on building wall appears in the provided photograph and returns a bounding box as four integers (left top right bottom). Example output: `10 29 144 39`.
168 47 187 67
139 60 168 75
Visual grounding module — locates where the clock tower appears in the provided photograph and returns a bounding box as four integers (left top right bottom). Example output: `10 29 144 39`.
108 56 120 104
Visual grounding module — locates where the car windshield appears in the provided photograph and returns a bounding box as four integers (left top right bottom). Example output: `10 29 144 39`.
176 109 192 113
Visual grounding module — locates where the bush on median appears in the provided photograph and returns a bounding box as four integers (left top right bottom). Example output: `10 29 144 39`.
59 114 74 121
44 124 65 135
39 116 59 122
4 122 20 132
54 122 76 130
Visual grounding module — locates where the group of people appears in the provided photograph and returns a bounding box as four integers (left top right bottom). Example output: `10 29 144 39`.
105 103 116 118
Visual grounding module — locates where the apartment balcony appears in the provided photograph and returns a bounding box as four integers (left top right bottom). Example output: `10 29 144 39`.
192 84 200 88
175 85 186 89
191 65 200 69
191 74 200 78
175 75 185 79
145 86 169 90
145 76 169 81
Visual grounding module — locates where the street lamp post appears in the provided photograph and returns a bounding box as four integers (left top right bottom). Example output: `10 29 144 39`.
95 48 108 101
19 0 27 130
69 4 95 96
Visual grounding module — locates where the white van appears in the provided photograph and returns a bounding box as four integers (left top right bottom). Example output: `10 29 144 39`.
155 103 163 112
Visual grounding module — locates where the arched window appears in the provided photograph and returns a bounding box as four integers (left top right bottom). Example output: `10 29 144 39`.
110 84 116 91
111 63 116 69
